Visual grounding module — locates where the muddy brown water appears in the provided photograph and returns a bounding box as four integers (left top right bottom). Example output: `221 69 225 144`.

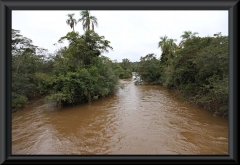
12 76 228 155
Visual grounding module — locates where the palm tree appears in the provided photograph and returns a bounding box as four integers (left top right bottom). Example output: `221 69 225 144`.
158 35 169 55
158 35 177 56
168 39 177 55
179 30 198 47
66 13 77 31
78 10 98 31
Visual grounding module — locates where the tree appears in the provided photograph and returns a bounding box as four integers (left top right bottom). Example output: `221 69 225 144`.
179 30 199 47
66 13 77 31
158 35 177 56
41 31 118 105
118 58 132 78
78 10 98 31
158 35 177 66
136 31 228 118
168 39 178 56
158 35 169 55
120 58 131 70
12 29 50 111
172 34 228 117
136 54 162 85
58 31 113 66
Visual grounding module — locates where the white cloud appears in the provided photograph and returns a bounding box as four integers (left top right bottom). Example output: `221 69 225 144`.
12 10 228 62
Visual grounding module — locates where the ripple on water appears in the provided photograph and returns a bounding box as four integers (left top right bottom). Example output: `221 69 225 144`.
12 78 228 155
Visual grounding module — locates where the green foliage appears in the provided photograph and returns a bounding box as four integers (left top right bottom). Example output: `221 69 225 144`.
40 31 118 105
12 29 51 111
136 53 162 84
171 34 228 117
12 26 228 118
58 31 113 66
12 12 119 111
12 93 28 111
131 62 139 72
43 57 118 105
78 10 98 31
136 32 228 118
118 58 133 79
158 35 177 58
179 30 199 47
66 13 77 31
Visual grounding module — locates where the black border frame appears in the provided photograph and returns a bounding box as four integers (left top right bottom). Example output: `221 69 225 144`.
0 0 238 164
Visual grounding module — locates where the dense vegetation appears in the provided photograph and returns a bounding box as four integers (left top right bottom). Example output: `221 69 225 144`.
39 30 119 106
12 11 228 118
12 29 54 110
11 10 132 111
136 31 228 118
117 58 133 78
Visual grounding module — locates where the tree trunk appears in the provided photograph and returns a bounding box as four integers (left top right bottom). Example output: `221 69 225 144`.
88 91 91 104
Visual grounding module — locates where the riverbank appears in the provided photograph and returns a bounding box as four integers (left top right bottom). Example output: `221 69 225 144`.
12 94 48 113
168 88 228 119
135 35 228 118
13 78 128 113
135 81 228 120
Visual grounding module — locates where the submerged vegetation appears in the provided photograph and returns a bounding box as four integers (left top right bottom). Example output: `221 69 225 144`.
12 11 228 118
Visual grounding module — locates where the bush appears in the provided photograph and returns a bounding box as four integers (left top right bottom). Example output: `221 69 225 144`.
12 93 28 110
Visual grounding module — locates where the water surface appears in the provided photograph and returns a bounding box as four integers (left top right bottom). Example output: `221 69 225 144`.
12 76 228 154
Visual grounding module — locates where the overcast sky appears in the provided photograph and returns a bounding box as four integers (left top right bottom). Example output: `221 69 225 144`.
12 10 228 62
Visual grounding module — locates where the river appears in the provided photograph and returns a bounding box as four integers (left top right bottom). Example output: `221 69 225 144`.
12 75 228 154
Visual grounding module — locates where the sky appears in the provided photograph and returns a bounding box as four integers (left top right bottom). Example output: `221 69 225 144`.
12 10 228 62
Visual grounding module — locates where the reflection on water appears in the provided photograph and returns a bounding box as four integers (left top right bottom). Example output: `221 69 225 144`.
12 75 228 154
